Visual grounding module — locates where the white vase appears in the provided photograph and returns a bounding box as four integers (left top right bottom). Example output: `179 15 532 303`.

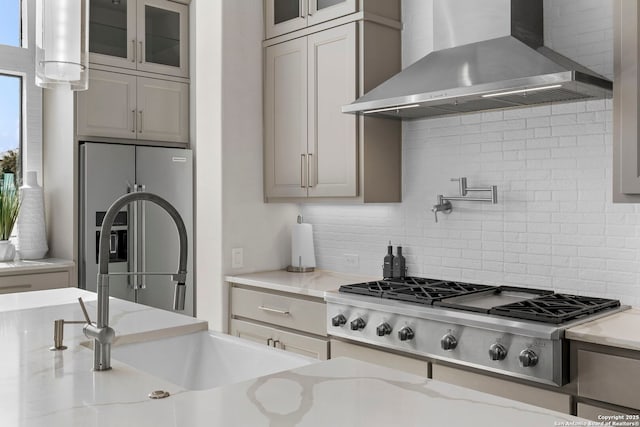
0 240 16 262
16 171 48 260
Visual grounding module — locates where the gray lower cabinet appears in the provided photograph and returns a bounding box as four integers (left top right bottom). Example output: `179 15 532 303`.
76 69 189 143
0 270 72 294
613 0 640 202
228 284 329 360
330 339 428 377
431 364 572 414
574 345 640 419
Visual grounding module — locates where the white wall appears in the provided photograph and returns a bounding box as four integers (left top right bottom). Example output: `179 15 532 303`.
194 0 298 331
302 0 640 306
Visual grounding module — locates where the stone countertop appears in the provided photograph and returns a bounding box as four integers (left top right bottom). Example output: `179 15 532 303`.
0 257 74 275
0 288 588 426
566 307 640 351
225 269 377 298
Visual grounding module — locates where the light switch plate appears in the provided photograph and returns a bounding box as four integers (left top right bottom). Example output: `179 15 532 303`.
232 248 244 268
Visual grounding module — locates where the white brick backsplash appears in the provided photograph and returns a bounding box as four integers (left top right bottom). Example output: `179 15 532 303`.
300 0 640 306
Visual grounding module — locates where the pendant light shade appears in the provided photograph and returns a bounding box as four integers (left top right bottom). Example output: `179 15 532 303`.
35 0 89 91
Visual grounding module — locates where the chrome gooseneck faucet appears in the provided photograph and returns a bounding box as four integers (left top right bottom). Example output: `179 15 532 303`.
84 192 188 371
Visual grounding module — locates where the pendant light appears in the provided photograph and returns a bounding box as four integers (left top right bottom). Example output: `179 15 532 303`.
35 0 89 91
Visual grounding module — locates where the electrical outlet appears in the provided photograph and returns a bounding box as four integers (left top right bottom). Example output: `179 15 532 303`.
231 248 243 268
344 254 359 268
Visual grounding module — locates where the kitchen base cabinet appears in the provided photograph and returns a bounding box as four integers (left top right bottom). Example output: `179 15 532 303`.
231 319 328 360
330 339 428 377
573 344 640 413
577 402 638 421
228 283 329 360
431 364 572 414
0 271 72 295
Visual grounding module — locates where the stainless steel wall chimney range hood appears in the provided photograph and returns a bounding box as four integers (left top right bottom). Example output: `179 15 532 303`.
343 0 612 119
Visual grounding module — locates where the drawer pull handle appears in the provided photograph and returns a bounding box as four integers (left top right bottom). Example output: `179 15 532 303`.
258 306 290 316
267 338 273 346
273 339 281 349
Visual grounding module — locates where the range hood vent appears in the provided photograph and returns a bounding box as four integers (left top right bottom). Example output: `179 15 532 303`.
343 0 612 120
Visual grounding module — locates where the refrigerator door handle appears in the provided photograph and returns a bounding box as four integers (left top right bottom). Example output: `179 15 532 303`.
126 183 135 290
139 184 147 289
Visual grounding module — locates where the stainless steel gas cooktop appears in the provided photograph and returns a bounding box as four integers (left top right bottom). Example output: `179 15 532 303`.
326 276 626 386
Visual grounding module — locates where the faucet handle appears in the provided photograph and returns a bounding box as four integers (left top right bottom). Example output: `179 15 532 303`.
77 297 93 324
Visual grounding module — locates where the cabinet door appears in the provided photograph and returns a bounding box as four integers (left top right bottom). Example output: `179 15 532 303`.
136 77 189 143
307 23 357 198
265 0 308 39
264 38 309 198
230 319 329 360
89 0 137 69
307 0 357 27
76 70 137 139
330 339 428 377
137 0 189 78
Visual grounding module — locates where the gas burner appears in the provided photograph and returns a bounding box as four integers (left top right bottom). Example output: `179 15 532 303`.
339 277 495 304
386 281 495 305
490 294 622 324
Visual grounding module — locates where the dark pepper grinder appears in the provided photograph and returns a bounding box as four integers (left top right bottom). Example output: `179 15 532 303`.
383 241 394 279
392 246 406 279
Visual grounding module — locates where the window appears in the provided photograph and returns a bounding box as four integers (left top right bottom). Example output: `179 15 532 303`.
0 0 43 184
0 75 21 177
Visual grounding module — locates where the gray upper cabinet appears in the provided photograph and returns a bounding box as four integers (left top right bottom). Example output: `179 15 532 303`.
89 0 189 78
265 0 356 39
263 3 402 203
77 69 189 143
613 0 640 202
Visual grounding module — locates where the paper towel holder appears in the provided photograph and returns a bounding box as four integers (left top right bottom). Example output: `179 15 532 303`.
287 215 315 273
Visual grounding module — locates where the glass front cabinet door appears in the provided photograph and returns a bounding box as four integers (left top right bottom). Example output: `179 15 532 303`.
265 0 356 39
89 0 189 78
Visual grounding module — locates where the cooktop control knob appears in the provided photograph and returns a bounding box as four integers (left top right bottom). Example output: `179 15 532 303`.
398 326 415 341
489 343 507 361
440 334 458 351
519 349 539 367
331 314 347 327
350 317 366 331
376 323 392 337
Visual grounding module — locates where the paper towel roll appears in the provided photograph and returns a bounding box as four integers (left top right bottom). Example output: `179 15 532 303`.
291 222 316 268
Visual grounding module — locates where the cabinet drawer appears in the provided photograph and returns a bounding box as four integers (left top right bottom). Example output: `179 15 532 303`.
330 339 428 377
230 287 326 336
230 319 328 360
431 364 571 414
577 402 638 421
577 350 640 410
0 271 70 294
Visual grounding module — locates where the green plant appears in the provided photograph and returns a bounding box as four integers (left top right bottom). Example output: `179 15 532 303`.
0 150 18 176
0 179 20 241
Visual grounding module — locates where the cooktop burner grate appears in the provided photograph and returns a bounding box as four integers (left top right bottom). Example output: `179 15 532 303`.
339 277 495 304
490 294 622 324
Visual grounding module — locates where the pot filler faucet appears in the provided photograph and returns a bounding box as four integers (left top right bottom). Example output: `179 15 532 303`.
84 191 188 371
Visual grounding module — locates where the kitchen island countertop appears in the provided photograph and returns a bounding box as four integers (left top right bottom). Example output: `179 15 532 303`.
0 288 589 426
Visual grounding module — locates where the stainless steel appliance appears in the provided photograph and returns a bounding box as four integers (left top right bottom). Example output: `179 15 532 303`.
326 277 626 386
342 0 612 119
79 142 194 316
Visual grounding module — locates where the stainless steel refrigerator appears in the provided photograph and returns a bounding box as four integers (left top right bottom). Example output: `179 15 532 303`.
79 142 194 316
